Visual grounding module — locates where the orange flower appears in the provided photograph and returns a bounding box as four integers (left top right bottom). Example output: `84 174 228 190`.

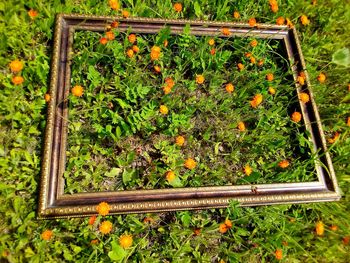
196 74 205 84
127 49 134 58
152 46 161 53
243 164 252 176
250 94 263 108
258 59 264 66
342 236 350 245
299 92 310 103
165 171 176 182
122 10 130 18
44 93 51 102
297 73 305 85
286 18 294 28
100 37 108 45
268 87 276 95
164 39 168 47
248 18 257 27
71 85 84 97
221 28 231 36
317 72 326 83
184 158 196 169
165 77 175 88
88 215 97 225
210 48 216 55
224 219 232 229
109 0 120 10
150 50 161 60
132 45 139 53
330 225 338 231
219 223 229 233
90 239 99 245
245 52 252 58
270 3 278 13
173 2 183 12
9 60 23 73
238 121 246 131
300 15 310 26
250 39 258 47
175 135 185 146
348 84 350 91
347 116 350 126
41 230 53 241
99 221 113 234
163 86 172 94
276 17 285 25
225 83 234 93
250 57 256 64
12 76 24 85
278 160 290 168
96 202 110 216
159 105 169 115
154 65 161 73
282 241 288 246
233 11 240 19
266 73 274 81
291 111 302 122
315 221 324 236
328 132 340 144
128 34 136 43
119 234 133 249
143 217 155 224
111 21 119 28
106 31 115 40
275 249 283 260
237 63 244 71
28 9 38 19
193 228 201 236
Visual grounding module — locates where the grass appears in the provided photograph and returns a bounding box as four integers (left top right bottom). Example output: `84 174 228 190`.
0 0 350 262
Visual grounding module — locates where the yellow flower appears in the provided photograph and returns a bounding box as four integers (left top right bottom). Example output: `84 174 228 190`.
165 171 176 182
128 34 136 43
268 87 276 95
347 116 350 127
41 230 53 241
159 105 169 115
9 60 23 73
300 15 310 26
237 121 246 131
163 85 172 95
71 85 84 97
96 201 110 216
237 63 244 71
208 38 215 46
196 75 205 84
250 94 263 108
126 49 134 58
219 223 229 233
175 135 185 146
243 164 252 176
266 73 274 81
109 0 119 10
44 93 51 103
154 65 161 73
99 221 113 234
315 221 324 236
119 234 133 248
184 158 196 169
299 92 310 103
233 11 240 19
225 83 234 93
317 72 326 83
276 17 285 25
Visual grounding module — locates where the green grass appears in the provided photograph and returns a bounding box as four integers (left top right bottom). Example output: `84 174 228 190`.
0 0 350 262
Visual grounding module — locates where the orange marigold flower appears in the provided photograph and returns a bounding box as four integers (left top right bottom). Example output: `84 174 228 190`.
175 135 185 146
193 228 201 236
165 171 176 182
275 249 283 260
250 57 256 64
258 59 264 66
315 221 324 236
122 10 130 18
300 15 310 26
44 93 51 102
159 105 169 115
9 60 23 73
154 65 161 73
99 221 113 234
151 46 161 53
88 215 97 225
245 52 252 58
164 39 168 47
119 234 133 249
219 223 229 233
224 219 233 228
330 225 338 231
342 236 350 245
100 37 108 45
282 241 288 246
225 83 234 93
90 239 99 245
250 94 263 108
28 9 38 19
128 34 136 43
328 132 340 144
268 87 276 95
297 75 305 85
233 11 240 19
270 3 278 13
143 217 155 224
250 39 258 47
278 160 290 168
173 2 182 12
184 158 196 169
269 0 277 5
106 31 115 40
111 21 119 28
243 164 252 176
132 45 139 53
163 85 172 94
266 73 274 81
238 121 246 131
150 50 160 60
276 17 285 25
347 116 350 126
299 92 310 103
12 76 24 85
97 202 110 216
286 18 294 28
2 250 9 257
291 111 302 122
237 63 245 71
221 27 231 36
72 85 84 97
165 77 175 88
248 18 257 27
109 0 120 10
41 230 53 241
210 48 216 55
196 74 205 84
317 72 326 83
127 49 134 58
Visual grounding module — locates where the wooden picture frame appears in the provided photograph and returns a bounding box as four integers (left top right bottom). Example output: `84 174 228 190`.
38 14 340 219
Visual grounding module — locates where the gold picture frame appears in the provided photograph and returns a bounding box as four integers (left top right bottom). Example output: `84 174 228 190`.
38 14 340 219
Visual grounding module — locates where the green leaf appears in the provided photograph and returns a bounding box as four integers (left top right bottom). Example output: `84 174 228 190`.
193 1 202 18
106 167 122 177
108 241 126 261
122 169 134 184
332 48 350 67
